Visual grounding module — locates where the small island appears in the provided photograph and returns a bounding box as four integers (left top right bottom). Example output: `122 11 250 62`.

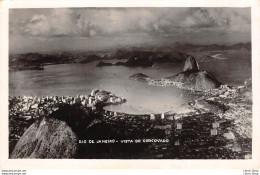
96 61 114 67
129 73 152 82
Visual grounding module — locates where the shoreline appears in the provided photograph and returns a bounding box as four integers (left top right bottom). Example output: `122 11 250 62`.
9 85 252 158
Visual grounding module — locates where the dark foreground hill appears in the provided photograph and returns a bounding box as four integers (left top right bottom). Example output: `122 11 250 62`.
10 117 78 159
10 104 95 158
10 104 148 159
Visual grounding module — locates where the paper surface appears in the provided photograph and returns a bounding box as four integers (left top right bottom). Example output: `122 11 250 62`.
0 0 260 169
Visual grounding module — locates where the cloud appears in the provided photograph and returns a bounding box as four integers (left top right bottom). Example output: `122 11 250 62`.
23 14 50 36
20 9 80 37
10 7 251 38
179 8 250 33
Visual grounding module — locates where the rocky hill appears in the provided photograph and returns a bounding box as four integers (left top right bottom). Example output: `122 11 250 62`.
165 57 221 90
10 117 78 159
130 55 221 91
96 61 113 67
195 71 222 90
129 73 152 82
183 56 199 72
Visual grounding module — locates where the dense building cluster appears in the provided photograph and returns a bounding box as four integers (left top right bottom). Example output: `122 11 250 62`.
171 113 251 159
8 89 126 153
148 78 195 91
9 89 126 120
9 84 252 159
98 101 251 159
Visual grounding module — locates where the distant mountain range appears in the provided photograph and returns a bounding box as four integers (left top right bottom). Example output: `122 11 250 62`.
173 42 251 51
9 42 251 71
97 50 190 68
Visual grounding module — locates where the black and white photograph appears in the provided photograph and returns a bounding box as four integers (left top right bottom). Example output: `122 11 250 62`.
7 7 253 160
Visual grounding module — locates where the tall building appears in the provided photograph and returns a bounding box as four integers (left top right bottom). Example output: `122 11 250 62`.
212 122 220 129
109 97 114 103
88 97 93 105
176 123 182 130
220 84 228 89
150 113 155 120
91 89 96 96
81 99 86 106
161 113 165 119
211 129 218 135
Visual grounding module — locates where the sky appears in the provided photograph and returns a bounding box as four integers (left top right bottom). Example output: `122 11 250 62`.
9 7 251 54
